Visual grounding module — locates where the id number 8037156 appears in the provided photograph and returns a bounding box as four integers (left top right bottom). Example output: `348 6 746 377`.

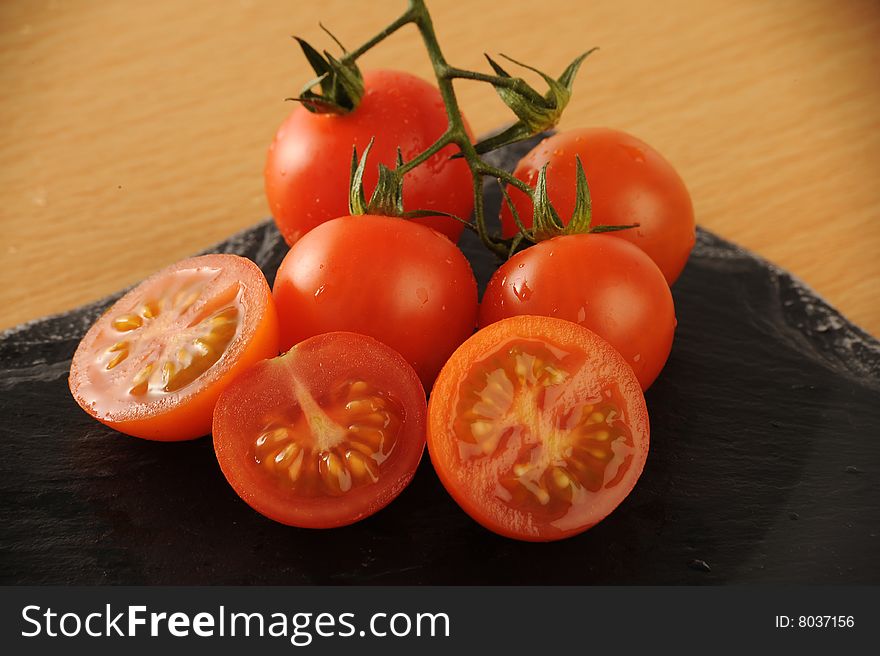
775 615 855 629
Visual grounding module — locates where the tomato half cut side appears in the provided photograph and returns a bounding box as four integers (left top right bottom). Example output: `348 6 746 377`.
69 254 280 441
212 332 427 528
428 315 649 542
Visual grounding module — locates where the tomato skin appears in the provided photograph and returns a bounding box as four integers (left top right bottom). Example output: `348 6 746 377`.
69 254 279 441
428 315 650 542
213 331 427 528
479 234 675 390
500 128 695 284
273 214 478 390
265 69 474 245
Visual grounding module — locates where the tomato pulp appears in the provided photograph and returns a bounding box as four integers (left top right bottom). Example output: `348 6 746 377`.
428 316 649 541
69 254 279 440
213 332 427 528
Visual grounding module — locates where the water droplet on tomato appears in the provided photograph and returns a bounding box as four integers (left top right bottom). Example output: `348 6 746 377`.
577 307 586 323
620 144 646 163
416 288 428 305
512 281 532 302
314 285 326 301
633 353 641 362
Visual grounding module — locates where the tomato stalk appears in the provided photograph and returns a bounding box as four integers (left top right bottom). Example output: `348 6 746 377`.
296 0 600 258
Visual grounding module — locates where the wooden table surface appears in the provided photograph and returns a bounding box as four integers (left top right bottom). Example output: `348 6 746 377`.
1 0 878 336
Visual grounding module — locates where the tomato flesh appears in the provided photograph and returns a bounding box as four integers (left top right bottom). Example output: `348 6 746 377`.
252 377 404 498
69 254 279 440
428 316 649 541
213 332 427 528
97 269 240 399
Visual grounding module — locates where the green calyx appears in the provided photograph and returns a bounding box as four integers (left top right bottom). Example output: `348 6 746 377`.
471 49 598 154
348 139 405 217
287 30 364 115
347 138 473 229
506 156 639 245
530 162 568 241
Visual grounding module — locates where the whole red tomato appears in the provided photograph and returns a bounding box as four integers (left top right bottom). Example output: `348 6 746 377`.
273 214 478 390
479 233 675 390
500 128 695 284
265 69 474 245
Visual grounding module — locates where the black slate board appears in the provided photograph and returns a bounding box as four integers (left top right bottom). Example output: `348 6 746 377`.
1 137 878 585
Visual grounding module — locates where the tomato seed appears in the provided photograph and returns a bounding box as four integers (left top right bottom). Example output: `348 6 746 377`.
345 399 376 413
105 349 129 370
586 412 606 425
112 314 143 332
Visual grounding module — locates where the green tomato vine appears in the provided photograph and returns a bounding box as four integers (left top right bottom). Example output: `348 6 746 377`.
290 0 632 258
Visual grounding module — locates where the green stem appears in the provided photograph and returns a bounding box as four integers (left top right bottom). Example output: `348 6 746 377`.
445 66 546 105
408 0 509 257
341 8 416 63
395 130 453 176
476 162 533 195
335 0 546 258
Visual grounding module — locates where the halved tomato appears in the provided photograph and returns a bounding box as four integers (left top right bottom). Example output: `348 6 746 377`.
212 332 427 528
428 315 649 541
69 254 279 440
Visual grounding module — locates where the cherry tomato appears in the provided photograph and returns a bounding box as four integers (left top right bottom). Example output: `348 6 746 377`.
428 315 649 542
69 254 279 440
273 214 478 390
479 233 675 391
500 128 695 284
212 331 426 528
265 69 474 245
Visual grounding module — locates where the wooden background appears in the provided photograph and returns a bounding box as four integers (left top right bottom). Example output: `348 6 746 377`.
1 0 878 335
